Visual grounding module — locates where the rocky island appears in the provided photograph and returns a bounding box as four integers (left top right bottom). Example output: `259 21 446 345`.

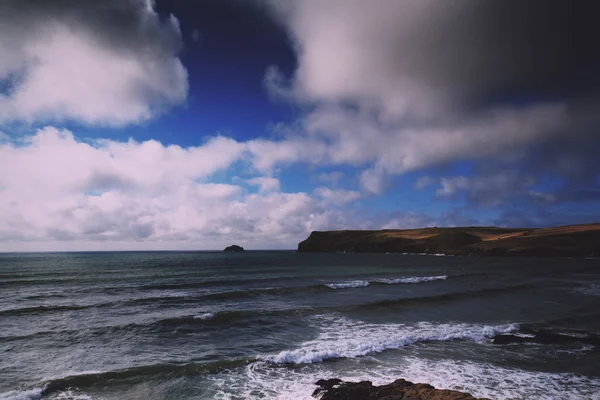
223 244 244 252
313 378 486 400
297 223 600 257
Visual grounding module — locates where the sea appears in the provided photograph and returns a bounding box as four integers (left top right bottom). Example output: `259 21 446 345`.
1 251 600 400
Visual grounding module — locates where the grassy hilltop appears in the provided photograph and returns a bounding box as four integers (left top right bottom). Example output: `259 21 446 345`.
297 224 600 257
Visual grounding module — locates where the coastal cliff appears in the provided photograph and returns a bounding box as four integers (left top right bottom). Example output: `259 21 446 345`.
297 223 600 257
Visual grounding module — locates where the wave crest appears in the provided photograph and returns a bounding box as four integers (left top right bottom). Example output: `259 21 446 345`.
325 275 448 289
0 388 43 400
194 312 215 320
261 316 518 364
325 281 370 289
374 275 448 284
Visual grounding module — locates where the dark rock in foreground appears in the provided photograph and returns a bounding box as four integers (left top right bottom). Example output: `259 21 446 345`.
223 244 244 252
313 378 488 400
297 223 600 257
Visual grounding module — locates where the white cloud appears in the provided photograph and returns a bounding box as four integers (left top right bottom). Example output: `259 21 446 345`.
0 127 244 198
529 191 557 204
415 176 434 190
359 167 388 195
3 127 501 250
258 0 587 197
246 137 327 173
247 176 281 193
436 177 470 198
379 212 436 230
264 0 596 119
0 127 372 250
292 101 567 176
316 171 344 185
314 187 360 206
255 66 569 188
435 172 537 207
264 0 448 116
0 1 187 126
0 127 242 246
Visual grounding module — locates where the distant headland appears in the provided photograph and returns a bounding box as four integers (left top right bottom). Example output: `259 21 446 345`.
223 245 245 252
297 223 600 257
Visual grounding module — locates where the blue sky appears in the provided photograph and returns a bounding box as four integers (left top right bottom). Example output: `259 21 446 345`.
0 0 599 251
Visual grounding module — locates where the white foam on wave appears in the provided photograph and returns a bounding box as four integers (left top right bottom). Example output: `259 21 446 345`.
53 390 93 400
0 388 42 400
209 361 324 400
392 357 600 400
1 373 101 400
260 315 517 364
375 275 448 284
324 281 370 289
512 332 536 338
326 275 448 289
209 355 600 400
194 312 215 320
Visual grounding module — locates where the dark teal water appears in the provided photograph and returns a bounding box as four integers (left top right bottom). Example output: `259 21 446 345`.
1 252 600 399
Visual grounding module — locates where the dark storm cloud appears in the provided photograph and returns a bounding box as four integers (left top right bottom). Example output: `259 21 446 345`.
262 0 600 199
430 0 599 109
267 0 600 113
0 0 181 55
0 0 187 125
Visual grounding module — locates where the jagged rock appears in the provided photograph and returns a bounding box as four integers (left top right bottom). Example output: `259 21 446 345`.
223 244 244 252
312 378 488 400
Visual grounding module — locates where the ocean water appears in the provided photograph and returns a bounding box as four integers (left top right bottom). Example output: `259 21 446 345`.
1 251 600 400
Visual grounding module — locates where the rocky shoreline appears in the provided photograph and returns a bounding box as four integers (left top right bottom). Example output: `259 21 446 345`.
312 378 487 400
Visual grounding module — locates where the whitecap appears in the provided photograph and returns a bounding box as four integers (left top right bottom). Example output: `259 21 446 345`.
54 390 94 400
260 315 517 364
0 388 43 400
374 275 448 284
209 355 600 400
194 312 215 320
394 357 600 400
324 281 370 289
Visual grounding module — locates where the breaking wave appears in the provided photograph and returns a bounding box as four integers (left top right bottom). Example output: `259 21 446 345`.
0 388 43 400
260 315 518 364
373 275 448 284
324 280 370 289
207 357 600 400
194 312 215 320
324 275 448 289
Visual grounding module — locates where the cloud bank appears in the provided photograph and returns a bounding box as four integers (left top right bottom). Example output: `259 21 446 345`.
0 127 370 251
1 1 599 250
262 0 600 195
0 0 188 125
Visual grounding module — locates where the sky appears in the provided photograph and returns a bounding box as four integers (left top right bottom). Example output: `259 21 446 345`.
0 0 599 251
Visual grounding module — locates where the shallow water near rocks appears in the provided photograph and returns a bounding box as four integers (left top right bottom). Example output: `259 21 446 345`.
1 251 599 399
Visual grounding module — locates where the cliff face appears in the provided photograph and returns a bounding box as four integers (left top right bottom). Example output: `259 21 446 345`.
297 224 600 257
